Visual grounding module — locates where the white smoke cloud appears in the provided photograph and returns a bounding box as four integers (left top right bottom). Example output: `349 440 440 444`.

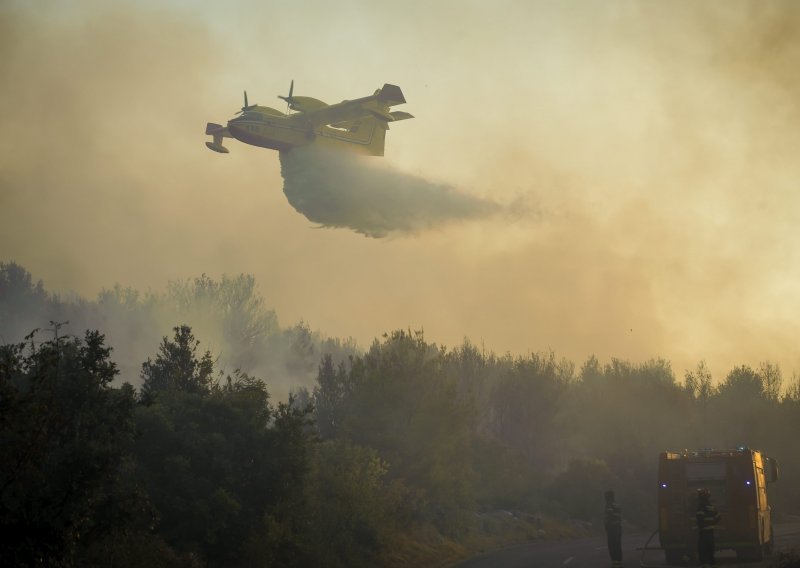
279 146 511 237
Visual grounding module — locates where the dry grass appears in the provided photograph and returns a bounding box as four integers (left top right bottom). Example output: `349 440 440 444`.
378 512 584 568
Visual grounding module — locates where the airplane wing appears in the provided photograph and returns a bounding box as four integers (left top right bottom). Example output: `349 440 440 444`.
294 84 410 128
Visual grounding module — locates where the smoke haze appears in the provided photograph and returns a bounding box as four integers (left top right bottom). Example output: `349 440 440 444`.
2 1 800 382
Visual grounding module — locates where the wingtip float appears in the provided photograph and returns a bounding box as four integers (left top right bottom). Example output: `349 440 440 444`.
204 82 413 157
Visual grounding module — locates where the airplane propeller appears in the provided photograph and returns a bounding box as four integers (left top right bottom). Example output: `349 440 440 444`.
278 80 295 110
236 90 256 114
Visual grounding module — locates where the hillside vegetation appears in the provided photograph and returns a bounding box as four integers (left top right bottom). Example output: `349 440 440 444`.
2 261 798 567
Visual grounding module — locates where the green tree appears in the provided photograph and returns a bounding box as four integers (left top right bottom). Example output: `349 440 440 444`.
784 373 800 403
702 365 772 451
758 361 783 402
283 321 318 378
560 357 690 525
140 325 214 402
0 328 140 565
303 439 396 568
684 360 715 403
487 352 569 467
313 353 350 439
547 458 618 522
717 365 763 399
134 326 314 567
0 262 52 344
313 330 475 532
167 273 279 370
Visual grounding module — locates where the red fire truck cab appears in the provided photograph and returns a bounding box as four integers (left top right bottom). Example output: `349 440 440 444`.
658 448 779 564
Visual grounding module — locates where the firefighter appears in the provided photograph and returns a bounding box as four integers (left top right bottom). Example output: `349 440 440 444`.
696 488 721 568
604 490 622 568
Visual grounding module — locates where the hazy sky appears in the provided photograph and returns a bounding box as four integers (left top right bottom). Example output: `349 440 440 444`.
2 0 799 382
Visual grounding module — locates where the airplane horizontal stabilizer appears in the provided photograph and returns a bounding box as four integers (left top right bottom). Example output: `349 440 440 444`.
389 111 414 121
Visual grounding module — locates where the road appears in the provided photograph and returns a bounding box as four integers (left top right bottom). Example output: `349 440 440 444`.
450 521 800 568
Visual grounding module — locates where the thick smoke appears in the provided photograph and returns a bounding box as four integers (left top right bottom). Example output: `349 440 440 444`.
279 146 505 237
3 1 800 378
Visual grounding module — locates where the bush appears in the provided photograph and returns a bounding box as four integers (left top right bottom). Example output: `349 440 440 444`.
547 458 619 522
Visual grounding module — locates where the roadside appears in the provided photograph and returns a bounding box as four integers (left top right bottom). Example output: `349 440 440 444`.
444 520 800 568
378 510 598 568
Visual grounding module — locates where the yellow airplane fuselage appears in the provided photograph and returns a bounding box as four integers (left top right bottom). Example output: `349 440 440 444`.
227 108 388 156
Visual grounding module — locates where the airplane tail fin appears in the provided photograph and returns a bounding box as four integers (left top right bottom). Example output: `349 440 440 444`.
376 84 406 106
206 122 225 135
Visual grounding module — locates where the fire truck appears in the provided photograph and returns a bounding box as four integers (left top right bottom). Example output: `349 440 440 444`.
658 448 779 564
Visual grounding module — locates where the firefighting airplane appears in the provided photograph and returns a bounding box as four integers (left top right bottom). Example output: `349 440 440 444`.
205 81 413 156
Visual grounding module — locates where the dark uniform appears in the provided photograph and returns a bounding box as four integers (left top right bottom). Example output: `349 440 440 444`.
604 490 622 568
696 489 721 568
